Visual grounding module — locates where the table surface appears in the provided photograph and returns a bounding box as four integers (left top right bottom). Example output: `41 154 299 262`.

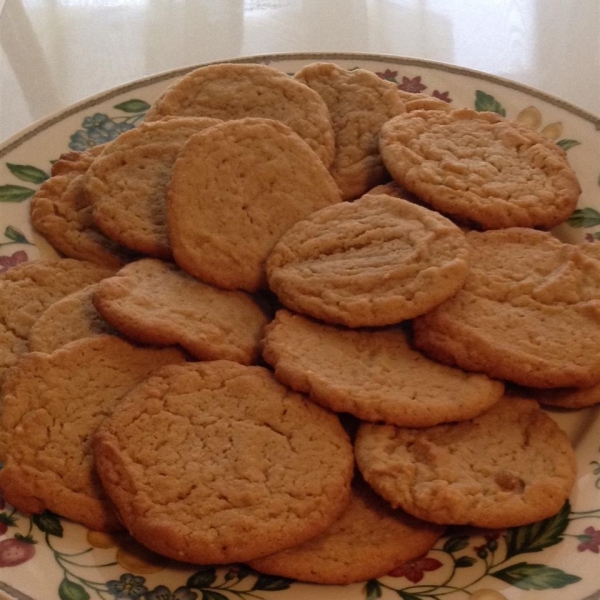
1 0 599 145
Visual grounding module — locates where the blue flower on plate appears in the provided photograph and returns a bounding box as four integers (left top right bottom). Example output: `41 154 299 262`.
69 112 135 150
106 573 148 599
145 585 198 600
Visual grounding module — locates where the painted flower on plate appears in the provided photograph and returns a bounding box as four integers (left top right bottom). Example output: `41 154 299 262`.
70 113 135 150
387 555 443 582
106 573 148 599
577 526 600 553
0 250 28 274
145 585 197 600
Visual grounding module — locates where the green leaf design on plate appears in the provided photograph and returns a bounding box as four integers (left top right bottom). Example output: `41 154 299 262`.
6 163 49 184
492 562 581 590
0 185 35 203
556 139 581 151
475 90 506 116
398 592 422 600
455 555 477 568
504 501 570 559
566 207 600 228
58 578 90 600
443 534 469 553
251 574 293 591
201 591 228 600
113 99 151 113
4 226 28 244
187 567 218 589
364 579 382 600
33 512 64 537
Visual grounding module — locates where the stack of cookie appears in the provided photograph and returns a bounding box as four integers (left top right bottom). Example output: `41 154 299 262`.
0 61 597 586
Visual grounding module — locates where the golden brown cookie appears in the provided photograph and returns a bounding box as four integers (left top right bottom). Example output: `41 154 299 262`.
167 118 341 292
294 63 406 200
93 360 354 564
248 479 444 585
93 258 269 364
266 193 470 326
379 108 581 229
29 283 117 353
0 259 116 382
355 397 576 528
262 310 504 426
413 229 600 388
144 63 335 167
30 171 133 267
85 117 221 258
522 382 600 409
0 335 186 531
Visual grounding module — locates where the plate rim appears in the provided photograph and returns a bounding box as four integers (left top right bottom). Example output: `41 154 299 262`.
1 51 599 160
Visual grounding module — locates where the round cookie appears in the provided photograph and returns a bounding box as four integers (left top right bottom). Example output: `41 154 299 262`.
379 108 581 229
294 63 407 200
0 335 186 532
262 310 504 427
413 228 600 388
355 397 576 528
93 258 270 364
248 479 444 585
31 171 134 267
93 360 354 564
85 117 221 258
0 259 116 382
29 283 117 353
167 118 341 292
523 382 600 409
144 62 335 168
266 193 470 326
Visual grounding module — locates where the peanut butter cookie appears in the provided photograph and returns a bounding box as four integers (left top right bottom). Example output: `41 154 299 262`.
248 479 443 584
93 258 269 364
0 335 185 531
144 63 335 167
262 310 504 426
379 108 581 229
167 118 341 292
355 397 576 528
0 259 115 382
266 193 470 326
413 229 600 388
94 360 354 564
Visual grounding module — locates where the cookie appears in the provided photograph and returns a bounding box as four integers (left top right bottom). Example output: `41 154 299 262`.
29 283 117 353
266 193 470 326
49 145 107 177
85 117 221 258
93 258 269 364
355 397 576 528
93 360 354 564
522 382 600 409
248 478 444 585
379 108 581 229
262 310 504 426
294 63 406 200
0 335 186 532
413 229 600 388
0 259 116 382
144 63 335 167
30 170 134 267
167 118 341 292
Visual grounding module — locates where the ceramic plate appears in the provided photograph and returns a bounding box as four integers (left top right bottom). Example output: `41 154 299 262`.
0 53 599 600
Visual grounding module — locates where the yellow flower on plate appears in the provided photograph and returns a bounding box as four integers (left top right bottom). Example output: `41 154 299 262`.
516 106 563 140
